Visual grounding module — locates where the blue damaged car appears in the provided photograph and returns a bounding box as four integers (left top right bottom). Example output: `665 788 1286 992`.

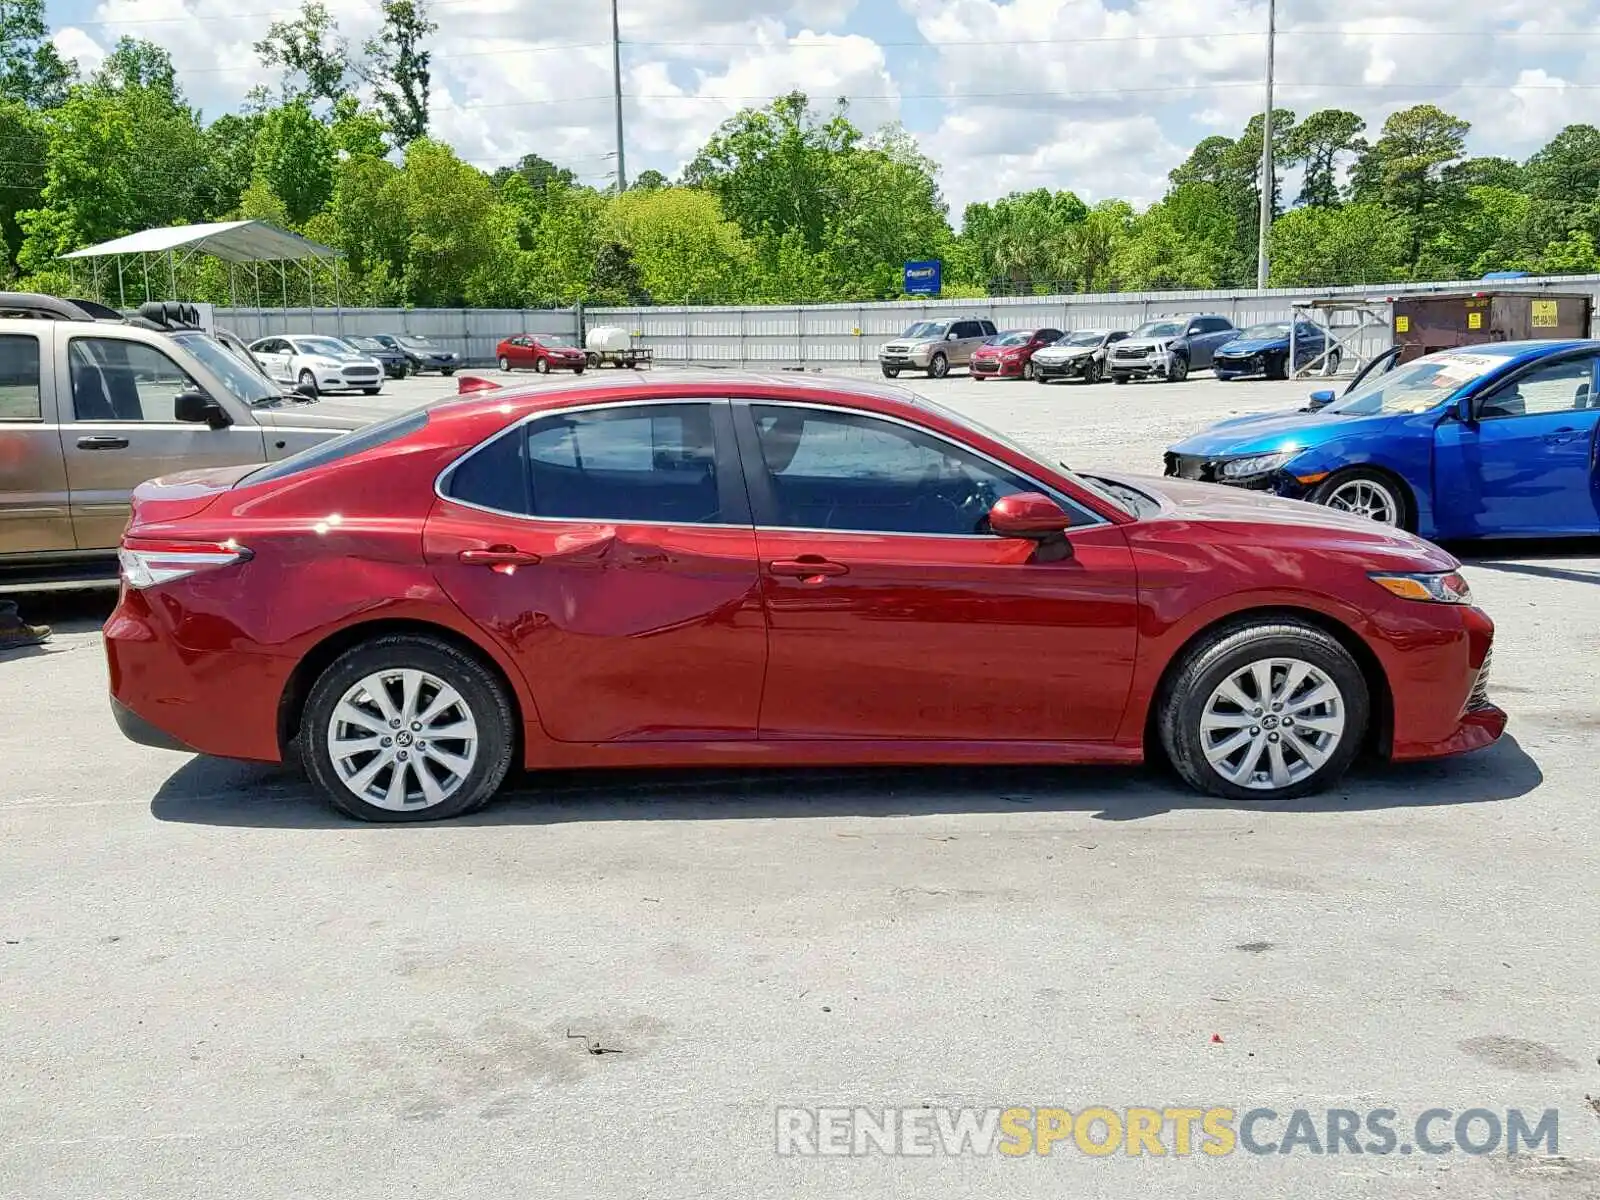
1213 320 1341 381
1164 340 1600 539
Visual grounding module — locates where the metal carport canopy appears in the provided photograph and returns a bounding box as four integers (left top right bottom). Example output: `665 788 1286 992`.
61 220 335 262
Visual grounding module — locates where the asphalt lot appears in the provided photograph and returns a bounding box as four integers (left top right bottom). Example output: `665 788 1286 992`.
3 365 1598 1198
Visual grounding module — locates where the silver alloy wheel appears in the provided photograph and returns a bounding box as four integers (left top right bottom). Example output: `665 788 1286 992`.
326 669 479 812
1023 360 1035 380
1325 477 1401 526
1199 657 1346 791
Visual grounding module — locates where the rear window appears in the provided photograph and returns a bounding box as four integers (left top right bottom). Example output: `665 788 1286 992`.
245 409 428 485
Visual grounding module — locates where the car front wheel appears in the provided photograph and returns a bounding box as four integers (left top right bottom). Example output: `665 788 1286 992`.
1167 356 1189 382
534 358 550 374
881 364 900 378
297 369 319 397
1159 621 1368 803
301 635 516 823
1312 469 1409 529
928 353 949 379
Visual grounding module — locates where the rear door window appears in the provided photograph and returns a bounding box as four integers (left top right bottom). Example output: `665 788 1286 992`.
0 334 42 421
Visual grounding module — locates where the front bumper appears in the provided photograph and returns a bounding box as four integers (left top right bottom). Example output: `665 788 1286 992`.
410 356 459 372
1388 605 1505 761
1214 353 1268 377
971 358 1023 378
1035 355 1095 379
1110 351 1173 378
879 347 933 370
1162 452 1313 497
313 367 383 390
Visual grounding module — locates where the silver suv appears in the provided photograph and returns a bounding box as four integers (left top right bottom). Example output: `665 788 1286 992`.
0 296 370 583
879 317 998 379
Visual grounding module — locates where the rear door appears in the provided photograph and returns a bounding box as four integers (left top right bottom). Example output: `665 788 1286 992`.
59 333 266 552
735 400 1139 743
1191 317 1235 367
1433 350 1600 537
426 399 768 743
0 327 72 555
952 320 986 365
253 338 290 381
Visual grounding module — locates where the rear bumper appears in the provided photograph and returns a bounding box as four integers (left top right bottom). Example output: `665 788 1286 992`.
110 695 196 753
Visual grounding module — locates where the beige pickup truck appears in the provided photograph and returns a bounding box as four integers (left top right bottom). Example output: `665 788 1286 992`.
0 296 372 586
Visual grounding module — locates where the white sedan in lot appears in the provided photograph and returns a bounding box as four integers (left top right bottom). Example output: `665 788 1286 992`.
249 334 386 397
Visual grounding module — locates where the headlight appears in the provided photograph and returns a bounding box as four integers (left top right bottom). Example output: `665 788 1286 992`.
1220 451 1294 479
1370 571 1472 604
310 358 340 369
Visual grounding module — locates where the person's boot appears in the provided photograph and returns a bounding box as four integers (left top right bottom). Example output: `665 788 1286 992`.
0 619 50 650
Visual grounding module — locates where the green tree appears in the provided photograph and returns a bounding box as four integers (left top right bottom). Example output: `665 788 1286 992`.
0 0 73 108
252 99 335 225
201 113 262 219
1268 202 1409 286
1350 104 1471 269
363 0 436 144
607 186 754 303
254 0 353 107
329 95 390 158
1524 124 1600 203
1114 183 1234 289
630 169 668 191
1285 109 1366 207
0 101 46 269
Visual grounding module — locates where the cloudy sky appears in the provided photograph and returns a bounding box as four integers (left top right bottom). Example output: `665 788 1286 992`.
45 0 1600 216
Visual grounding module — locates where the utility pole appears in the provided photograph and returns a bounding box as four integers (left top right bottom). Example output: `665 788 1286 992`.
1256 0 1277 291
610 0 627 192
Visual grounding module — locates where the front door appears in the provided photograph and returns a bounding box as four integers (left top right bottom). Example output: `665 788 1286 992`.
735 401 1139 743
425 399 768 743
59 334 266 552
1433 350 1600 537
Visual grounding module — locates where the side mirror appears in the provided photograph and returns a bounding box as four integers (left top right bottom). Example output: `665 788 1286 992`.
989 492 1073 539
1455 395 1475 424
1307 389 1336 410
947 331 959 341
174 391 231 429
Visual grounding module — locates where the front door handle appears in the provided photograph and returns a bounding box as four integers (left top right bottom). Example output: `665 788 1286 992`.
1543 428 1584 445
769 557 848 578
76 435 129 450
459 545 542 567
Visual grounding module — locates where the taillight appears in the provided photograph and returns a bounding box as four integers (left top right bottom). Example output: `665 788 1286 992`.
118 537 253 589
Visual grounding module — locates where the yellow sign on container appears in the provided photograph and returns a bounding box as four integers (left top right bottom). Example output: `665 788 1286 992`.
1395 315 1410 333
1467 311 1483 330
1531 300 1559 328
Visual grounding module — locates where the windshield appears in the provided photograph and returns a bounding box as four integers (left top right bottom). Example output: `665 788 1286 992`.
1323 350 1516 416
399 335 436 349
348 336 385 351
540 335 571 347
1239 323 1289 340
1062 331 1103 347
1133 320 1184 338
994 332 1033 347
901 322 949 339
170 331 282 406
299 337 354 357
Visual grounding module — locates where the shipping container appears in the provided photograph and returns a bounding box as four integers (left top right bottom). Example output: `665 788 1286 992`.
1389 291 1592 363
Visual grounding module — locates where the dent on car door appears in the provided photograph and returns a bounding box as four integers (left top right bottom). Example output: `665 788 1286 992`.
59 336 266 552
0 329 73 555
424 399 768 745
734 400 1140 744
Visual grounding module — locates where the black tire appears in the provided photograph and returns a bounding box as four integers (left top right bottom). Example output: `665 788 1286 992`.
1159 620 1369 803
586 352 600 369
497 355 511 372
1022 360 1036 381
441 367 456 377
395 364 409 379
534 358 550 375
928 353 949 379
1326 349 1343 375
363 387 381 395
1112 373 1130 385
881 364 901 378
297 369 319 397
1035 371 1051 385
1266 353 1289 381
1085 359 1103 384
574 366 585 375
1167 355 1190 383
1309 467 1413 531
301 635 516 823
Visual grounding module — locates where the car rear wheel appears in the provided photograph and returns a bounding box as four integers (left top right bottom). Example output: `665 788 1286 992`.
302 635 516 823
297 369 319 397
497 355 511 372
928 353 949 379
1160 622 1368 803
1313 469 1409 529
441 367 456 377
534 358 550 375
1084 360 1102 384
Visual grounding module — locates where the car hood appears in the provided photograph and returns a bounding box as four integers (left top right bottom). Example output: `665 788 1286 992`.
1168 407 1399 457
1217 337 1288 354
252 399 376 431
1114 337 1170 352
1034 344 1094 360
405 346 455 358
1096 470 1456 568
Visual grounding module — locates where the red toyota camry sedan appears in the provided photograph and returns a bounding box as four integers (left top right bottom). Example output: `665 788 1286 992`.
105 372 1504 822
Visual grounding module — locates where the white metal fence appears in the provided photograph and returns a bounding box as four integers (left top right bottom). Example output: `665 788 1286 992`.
211 306 580 366
213 273 1600 369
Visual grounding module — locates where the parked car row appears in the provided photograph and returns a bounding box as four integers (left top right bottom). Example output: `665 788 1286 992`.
877 313 1352 386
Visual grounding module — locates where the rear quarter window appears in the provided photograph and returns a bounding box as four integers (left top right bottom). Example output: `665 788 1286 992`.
246 409 429 484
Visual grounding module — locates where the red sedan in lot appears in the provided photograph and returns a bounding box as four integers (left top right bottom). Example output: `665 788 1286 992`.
106 372 1503 822
970 328 1064 380
496 333 586 374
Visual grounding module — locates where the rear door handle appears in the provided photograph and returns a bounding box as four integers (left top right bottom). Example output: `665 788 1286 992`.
76 435 129 450
459 546 542 567
769 557 848 578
